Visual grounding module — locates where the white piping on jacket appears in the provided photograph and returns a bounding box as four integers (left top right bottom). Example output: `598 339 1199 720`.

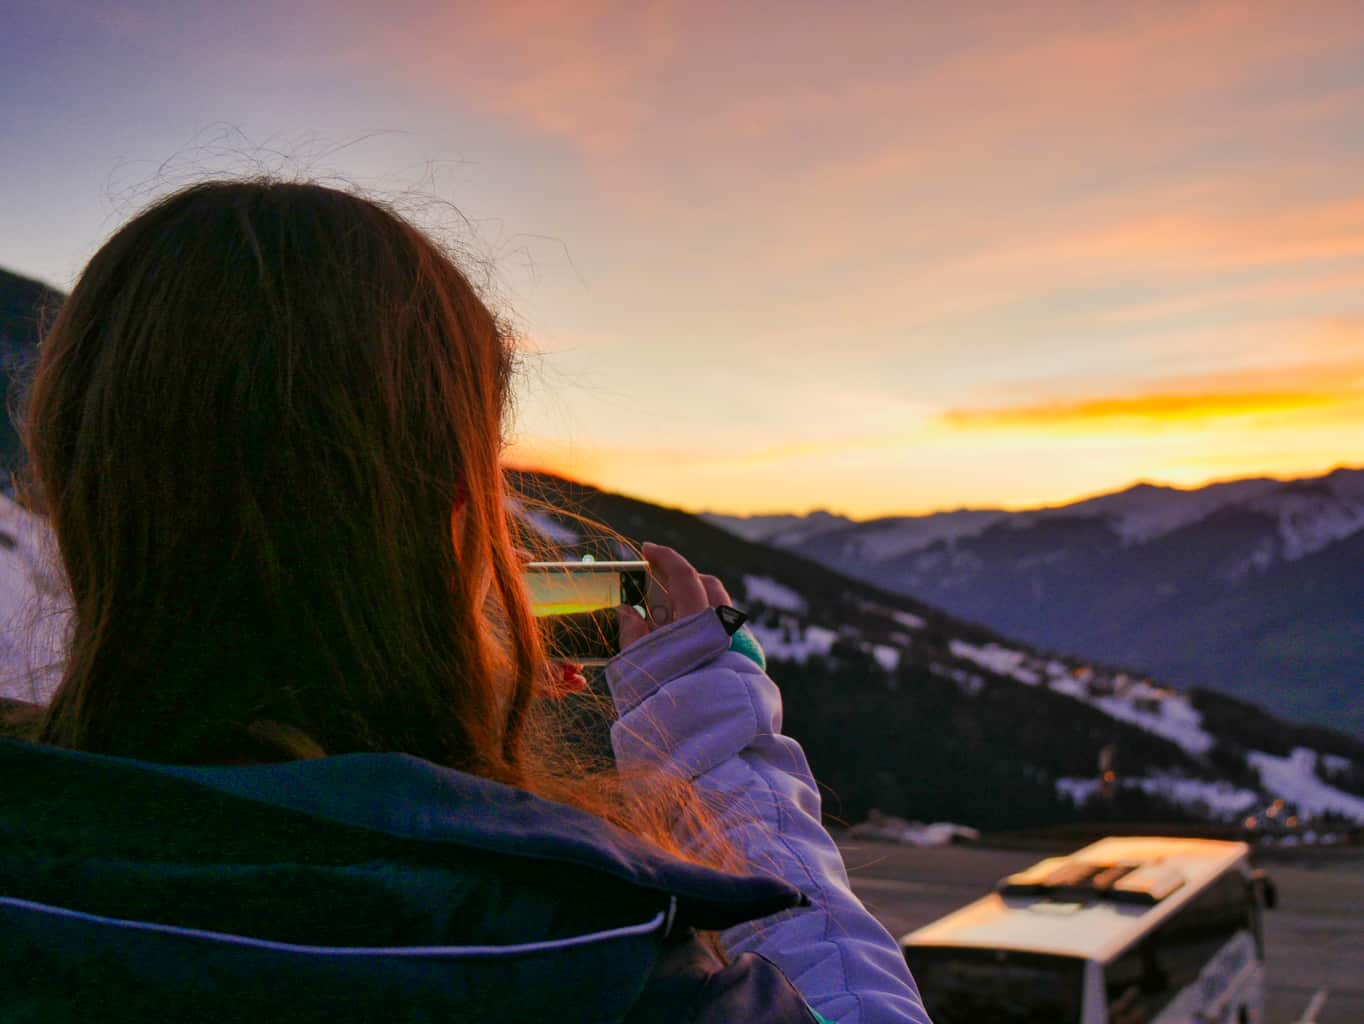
0 896 668 958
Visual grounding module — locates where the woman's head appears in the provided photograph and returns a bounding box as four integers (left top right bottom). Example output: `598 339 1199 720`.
27 180 545 772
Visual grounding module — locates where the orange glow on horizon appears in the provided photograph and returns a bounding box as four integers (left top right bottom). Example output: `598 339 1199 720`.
504 437 1364 520
505 344 1364 517
942 388 1356 433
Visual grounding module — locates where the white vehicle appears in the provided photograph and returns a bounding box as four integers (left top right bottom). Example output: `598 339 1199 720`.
902 837 1276 1024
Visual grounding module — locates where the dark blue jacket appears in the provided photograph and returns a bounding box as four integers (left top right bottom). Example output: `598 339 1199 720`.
0 738 823 1023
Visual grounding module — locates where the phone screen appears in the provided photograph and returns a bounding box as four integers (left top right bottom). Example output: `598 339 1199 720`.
527 569 622 617
524 562 649 665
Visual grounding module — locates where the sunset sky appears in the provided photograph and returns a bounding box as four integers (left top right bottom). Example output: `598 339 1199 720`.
5 2 1363 516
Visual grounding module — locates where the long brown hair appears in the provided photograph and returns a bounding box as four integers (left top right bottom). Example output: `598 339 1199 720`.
24 180 741 869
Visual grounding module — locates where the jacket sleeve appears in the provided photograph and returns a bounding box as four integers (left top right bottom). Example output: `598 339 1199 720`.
605 609 932 1024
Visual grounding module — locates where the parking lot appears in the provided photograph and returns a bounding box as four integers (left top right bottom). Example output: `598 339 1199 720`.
837 840 1364 1024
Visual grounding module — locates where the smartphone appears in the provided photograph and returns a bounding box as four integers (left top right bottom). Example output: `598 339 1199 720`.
524 560 649 666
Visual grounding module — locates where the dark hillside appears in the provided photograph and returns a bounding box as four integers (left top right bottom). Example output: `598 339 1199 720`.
0 268 63 488
512 471 1364 832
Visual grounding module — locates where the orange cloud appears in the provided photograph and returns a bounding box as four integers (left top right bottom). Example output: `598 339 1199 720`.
942 359 1364 433
945 390 1344 430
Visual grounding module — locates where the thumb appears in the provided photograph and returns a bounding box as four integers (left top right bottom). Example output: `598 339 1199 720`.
617 603 650 650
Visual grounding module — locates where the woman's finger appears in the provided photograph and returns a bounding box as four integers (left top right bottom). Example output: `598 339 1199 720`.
617 603 650 649
543 660 588 698
699 574 732 608
641 542 709 622
642 570 671 626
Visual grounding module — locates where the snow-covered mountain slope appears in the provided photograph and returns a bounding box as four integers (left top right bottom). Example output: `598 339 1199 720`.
707 467 1364 737
0 494 65 704
699 509 855 546
515 471 1364 831
5 469 1360 832
1244 472 1364 560
1036 477 1285 544
764 508 1008 565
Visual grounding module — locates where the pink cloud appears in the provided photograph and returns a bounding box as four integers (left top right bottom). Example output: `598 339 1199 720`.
302 3 1358 162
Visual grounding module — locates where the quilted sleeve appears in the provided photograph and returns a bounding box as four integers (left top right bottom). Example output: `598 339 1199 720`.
605 609 931 1024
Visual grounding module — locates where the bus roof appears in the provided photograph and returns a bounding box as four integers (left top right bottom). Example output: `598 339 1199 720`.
902 836 1250 963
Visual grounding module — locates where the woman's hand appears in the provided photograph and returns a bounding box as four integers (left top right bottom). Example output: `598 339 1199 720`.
618 542 732 650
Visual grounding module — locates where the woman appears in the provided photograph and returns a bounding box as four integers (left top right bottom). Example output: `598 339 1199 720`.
0 181 929 1023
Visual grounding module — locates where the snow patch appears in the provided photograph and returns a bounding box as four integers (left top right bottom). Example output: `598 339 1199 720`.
1248 748 1364 822
742 575 808 614
520 509 580 546
1057 479 1281 545
847 811 980 846
805 626 838 652
948 641 1042 685
949 640 1023 675
1253 488 1364 561
1321 753 1353 773
1047 675 1088 700
871 644 901 672
1219 536 1277 583
906 545 984 584
0 496 67 704
1057 775 1259 820
929 662 985 696
747 622 838 664
831 510 1003 562
701 510 854 546
1088 690 1213 756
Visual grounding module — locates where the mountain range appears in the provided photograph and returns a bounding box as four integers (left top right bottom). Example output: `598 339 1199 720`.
2 261 1360 832
508 471 1364 833
704 468 1364 738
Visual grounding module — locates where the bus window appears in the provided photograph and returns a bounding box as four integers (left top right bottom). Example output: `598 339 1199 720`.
1106 941 1168 1023
1106 870 1256 1021
1247 869 1273 956
906 946 1085 1024
1159 870 1252 992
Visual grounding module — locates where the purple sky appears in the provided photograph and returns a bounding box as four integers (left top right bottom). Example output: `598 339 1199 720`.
5 1 1364 515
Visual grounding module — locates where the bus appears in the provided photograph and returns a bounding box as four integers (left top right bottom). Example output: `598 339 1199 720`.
901 837 1277 1024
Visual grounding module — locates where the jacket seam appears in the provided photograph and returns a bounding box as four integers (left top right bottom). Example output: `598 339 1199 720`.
0 896 668 958
726 664 866 1024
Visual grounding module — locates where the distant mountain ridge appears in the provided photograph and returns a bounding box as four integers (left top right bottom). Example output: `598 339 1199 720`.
703 468 1364 736
1 447 1360 833
511 471 1364 832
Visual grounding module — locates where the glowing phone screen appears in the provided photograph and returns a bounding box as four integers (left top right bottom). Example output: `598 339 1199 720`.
524 562 649 665
523 562 648 618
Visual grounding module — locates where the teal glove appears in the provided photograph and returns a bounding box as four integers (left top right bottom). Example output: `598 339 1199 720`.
727 624 767 671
